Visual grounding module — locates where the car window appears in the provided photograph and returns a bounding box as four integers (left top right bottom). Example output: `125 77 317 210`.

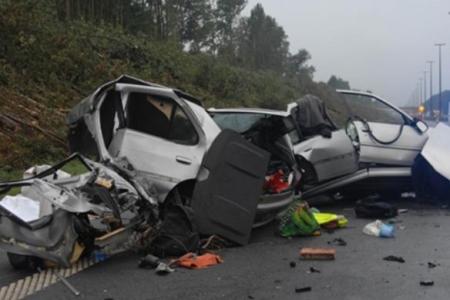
342 94 405 125
169 105 199 145
126 92 198 145
211 113 265 133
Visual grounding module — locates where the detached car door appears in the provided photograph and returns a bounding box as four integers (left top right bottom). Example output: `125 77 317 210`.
339 91 428 166
192 130 270 245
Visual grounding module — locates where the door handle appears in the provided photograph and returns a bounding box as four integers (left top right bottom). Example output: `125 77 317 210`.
176 156 192 165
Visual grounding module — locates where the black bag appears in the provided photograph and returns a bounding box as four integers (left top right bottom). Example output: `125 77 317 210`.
151 204 199 258
355 197 398 219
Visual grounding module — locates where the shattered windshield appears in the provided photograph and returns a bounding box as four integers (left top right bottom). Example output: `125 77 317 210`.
211 113 266 133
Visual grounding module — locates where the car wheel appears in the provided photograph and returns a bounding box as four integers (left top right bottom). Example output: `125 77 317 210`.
6 252 42 270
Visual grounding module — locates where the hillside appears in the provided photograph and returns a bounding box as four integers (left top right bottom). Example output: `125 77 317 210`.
0 1 348 179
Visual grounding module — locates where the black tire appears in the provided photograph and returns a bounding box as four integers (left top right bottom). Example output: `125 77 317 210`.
7 252 42 270
7 252 31 270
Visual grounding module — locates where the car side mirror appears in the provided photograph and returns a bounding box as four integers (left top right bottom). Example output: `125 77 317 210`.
414 119 429 133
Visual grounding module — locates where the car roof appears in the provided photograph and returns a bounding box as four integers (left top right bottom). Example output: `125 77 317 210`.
208 107 290 117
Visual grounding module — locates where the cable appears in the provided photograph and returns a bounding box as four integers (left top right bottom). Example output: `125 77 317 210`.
351 116 404 145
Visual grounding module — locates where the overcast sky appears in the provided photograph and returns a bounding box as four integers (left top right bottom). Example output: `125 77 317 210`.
243 0 450 106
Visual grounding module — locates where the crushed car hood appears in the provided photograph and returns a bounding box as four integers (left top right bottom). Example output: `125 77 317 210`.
420 123 450 180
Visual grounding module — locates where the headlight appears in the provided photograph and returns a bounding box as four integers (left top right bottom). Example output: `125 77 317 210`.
346 121 360 150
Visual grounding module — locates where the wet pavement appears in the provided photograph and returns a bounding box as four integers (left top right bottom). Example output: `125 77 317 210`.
2 198 450 299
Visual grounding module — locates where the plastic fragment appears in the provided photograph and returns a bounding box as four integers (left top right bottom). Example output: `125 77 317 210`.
295 287 312 293
383 255 405 263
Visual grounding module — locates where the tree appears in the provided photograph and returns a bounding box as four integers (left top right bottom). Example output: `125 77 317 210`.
285 49 315 79
237 4 289 73
327 75 350 90
212 0 247 58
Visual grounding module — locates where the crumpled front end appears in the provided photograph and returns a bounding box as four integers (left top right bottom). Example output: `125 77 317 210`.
0 154 159 268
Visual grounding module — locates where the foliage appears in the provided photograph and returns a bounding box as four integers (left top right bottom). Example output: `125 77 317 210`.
0 0 347 174
328 75 351 90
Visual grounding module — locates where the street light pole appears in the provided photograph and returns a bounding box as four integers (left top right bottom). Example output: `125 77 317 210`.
435 43 445 121
423 71 427 104
419 78 423 105
427 60 434 114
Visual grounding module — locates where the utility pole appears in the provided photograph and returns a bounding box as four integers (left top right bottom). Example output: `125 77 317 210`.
435 43 445 121
427 60 434 115
419 78 423 105
423 71 427 105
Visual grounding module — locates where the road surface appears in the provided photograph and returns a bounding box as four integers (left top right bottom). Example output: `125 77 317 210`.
1 198 450 299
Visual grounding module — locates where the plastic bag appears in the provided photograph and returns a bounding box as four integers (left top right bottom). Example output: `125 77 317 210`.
363 220 395 238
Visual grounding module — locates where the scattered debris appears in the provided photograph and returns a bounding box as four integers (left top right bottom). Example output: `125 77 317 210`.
383 256 405 263
289 261 296 268
327 238 347 246
300 248 336 260
138 254 160 269
155 262 175 275
175 252 223 269
428 262 438 268
420 280 434 286
308 267 321 273
295 286 312 293
355 195 398 219
363 220 395 238
312 212 348 229
278 201 320 237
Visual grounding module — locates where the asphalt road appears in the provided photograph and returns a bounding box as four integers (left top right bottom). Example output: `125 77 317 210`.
2 198 450 299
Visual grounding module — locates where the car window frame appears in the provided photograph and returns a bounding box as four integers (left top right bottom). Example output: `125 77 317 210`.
113 84 203 146
339 91 410 126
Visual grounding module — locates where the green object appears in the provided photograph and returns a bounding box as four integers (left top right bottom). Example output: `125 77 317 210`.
313 212 348 228
278 201 320 237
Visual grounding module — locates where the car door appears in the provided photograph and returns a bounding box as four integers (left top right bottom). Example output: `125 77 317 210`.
106 84 207 198
192 130 270 245
339 91 428 166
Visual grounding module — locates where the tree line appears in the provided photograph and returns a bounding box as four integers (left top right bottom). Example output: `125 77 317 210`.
55 0 314 80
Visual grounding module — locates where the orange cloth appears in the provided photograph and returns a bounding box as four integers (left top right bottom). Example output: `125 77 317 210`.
176 252 223 269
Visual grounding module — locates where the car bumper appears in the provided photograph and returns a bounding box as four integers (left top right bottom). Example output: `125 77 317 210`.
254 189 295 227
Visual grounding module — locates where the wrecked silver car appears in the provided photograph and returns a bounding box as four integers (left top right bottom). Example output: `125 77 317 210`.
289 90 430 199
0 154 158 268
68 76 298 230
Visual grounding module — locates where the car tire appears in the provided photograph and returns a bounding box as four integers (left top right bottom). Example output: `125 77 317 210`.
7 252 42 270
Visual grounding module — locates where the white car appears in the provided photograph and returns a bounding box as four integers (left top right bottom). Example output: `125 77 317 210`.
289 90 429 199
67 75 300 243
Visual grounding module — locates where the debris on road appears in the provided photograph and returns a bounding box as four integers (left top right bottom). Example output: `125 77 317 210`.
289 261 296 268
363 220 395 238
420 280 434 286
383 255 405 263
299 247 336 260
138 254 160 269
308 267 321 273
327 237 347 246
427 262 438 268
175 252 223 269
312 211 348 230
278 201 320 237
355 195 398 219
295 286 312 293
155 262 175 275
